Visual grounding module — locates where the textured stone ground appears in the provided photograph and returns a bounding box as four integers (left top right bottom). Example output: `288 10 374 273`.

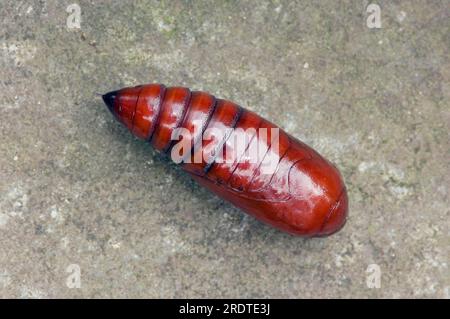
0 0 448 298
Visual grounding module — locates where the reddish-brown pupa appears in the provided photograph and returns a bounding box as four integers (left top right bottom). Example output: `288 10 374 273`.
103 83 348 237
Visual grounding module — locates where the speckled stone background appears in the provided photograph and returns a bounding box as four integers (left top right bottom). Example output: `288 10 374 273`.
0 0 448 298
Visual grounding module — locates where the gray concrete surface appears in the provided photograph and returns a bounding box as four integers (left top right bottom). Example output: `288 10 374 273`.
0 0 448 298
